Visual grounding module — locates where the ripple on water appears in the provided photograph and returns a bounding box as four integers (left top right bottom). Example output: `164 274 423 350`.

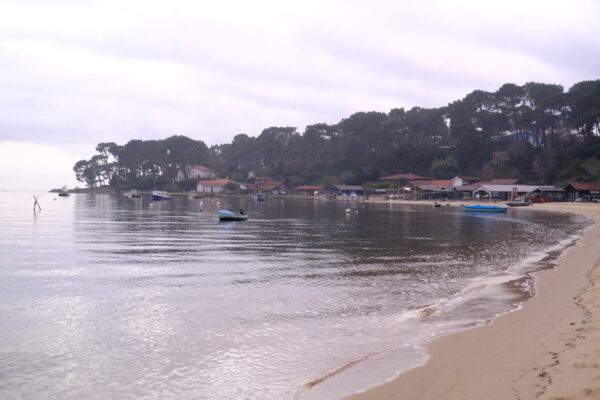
0 193 590 400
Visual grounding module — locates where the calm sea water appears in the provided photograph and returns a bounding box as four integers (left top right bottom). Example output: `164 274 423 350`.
0 192 588 399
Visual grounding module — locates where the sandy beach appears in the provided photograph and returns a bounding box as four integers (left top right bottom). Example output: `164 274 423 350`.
346 202 600 400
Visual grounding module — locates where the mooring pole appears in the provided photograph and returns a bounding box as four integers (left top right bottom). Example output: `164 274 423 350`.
33 195 41 213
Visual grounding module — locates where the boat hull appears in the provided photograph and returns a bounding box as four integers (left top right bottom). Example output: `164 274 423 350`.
219 215 248 221
152 190 171 201
218 209 248 221
462 204 507 213
506 201 531 207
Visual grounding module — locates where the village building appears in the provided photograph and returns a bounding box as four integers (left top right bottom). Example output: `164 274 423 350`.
328 185 365 195
247 176 285 194
294 185 320 196
196 178 238 193
564 182 600 201
452 176 481 186
177 165 217 182
413 179 461 199
473 184 544 201
457 178 519 198
529 186 566 202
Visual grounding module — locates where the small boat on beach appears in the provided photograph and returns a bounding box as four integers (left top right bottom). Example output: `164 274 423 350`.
152 190 171 201
462 204 507 213
506 201 531 207
218 209 248 222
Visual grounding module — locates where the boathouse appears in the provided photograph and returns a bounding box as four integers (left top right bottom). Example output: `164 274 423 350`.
564 182 600 201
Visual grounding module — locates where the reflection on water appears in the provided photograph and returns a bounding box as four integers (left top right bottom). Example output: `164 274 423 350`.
0 193 587 399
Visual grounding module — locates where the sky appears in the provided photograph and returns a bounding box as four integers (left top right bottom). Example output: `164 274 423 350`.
1 0 599 190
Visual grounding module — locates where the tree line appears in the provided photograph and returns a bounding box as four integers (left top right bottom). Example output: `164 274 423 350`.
74 80 600 190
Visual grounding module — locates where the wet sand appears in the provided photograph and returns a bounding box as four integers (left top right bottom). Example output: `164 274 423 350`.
345 202 600 400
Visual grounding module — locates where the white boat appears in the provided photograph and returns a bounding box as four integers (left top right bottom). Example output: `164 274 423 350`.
152 190 171 201
218 209 248 221
188 190 203 199
125 189 141 198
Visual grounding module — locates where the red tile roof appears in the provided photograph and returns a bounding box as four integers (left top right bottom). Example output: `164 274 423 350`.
567 182 600 191
256 181 283 191
198 179 236 185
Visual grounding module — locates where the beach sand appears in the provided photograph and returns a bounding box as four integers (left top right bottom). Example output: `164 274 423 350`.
345 202 600 400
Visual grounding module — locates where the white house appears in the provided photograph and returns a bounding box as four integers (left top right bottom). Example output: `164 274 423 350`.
473 184 541 200
177 165 217 181
197 179 237 193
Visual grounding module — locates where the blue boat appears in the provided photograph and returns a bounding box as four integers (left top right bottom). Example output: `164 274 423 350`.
256 192 266 201
462 204 507 213
218 209 248 222
152 190 171 201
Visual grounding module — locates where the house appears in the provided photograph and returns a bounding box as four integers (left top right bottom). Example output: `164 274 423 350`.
247 176 285 194
473 184 542 201
414 180 461 199
564 182 600 201
329 185 365 195
528 186 566 202
177 165 217 181
450 176 480 188
491 131 538 146
458 178 520 198
377 173 429 183
294 185 320 196
197 178 238 193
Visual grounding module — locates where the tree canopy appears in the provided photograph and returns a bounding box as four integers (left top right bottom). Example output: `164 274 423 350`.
74 79 600 189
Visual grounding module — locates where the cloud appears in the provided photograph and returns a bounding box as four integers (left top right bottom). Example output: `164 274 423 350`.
0 0 598 163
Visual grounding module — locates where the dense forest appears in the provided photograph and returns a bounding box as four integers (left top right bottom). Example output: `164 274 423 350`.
73 80 600 190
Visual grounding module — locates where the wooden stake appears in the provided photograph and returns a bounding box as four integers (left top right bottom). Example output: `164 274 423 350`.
33 195 41 213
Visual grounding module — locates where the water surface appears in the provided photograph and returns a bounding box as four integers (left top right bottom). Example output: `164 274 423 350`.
0 193 587 399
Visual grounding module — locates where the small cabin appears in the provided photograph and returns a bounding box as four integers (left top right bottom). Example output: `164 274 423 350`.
564 182 600 201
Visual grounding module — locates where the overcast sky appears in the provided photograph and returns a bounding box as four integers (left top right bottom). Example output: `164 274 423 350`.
1 0 599 190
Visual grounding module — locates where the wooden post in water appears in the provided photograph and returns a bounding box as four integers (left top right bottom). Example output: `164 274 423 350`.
33 195 41 213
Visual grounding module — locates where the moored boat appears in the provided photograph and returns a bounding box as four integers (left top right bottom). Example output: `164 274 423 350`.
506 201 530 207
255 192 266 201
58 192 70 197
189 190 203 199
218 209 248 222
152 190 171 201
125 189 141 198
462 204 507 213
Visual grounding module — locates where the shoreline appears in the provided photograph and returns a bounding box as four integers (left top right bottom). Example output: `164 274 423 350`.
344 202 600 400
